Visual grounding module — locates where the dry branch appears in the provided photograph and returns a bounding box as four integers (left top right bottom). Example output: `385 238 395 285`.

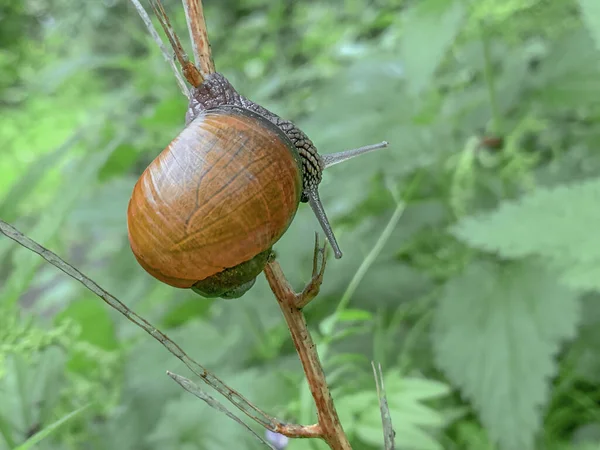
149 0 204 86
372 362 396 450
182 0 215 74
264 242 352 450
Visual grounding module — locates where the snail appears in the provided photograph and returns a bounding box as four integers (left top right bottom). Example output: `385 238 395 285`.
126 2 388 299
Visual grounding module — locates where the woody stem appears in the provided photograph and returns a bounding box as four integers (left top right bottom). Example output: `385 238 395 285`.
264 258 352 450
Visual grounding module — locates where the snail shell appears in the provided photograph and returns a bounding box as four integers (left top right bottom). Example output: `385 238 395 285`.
127 105 302 297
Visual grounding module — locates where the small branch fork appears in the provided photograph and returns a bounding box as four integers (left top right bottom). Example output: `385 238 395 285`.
264 237 351 449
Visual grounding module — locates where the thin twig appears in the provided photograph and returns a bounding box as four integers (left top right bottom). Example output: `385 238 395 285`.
128 0 189 97
167 371 276 449
372 362 395 450
295 233 328 309
149 0 204 87
0 220 317 439
264 253 351 450
182 0 215 75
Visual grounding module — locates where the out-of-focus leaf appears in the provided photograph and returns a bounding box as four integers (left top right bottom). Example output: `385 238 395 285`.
68 176 137 236
14 404 90 450
319 309 371 336
578 0 600 52
572 294 600 383
336 371 452 449
54 298 119 374
0 131 79 223
401 0 466 96
432 260 580 450
114 318 243 440
1 137 122 308
0 348 69 446
452 177 600 292
98 144 143 180
146 393 247 450
160 297 216 329
530 30 600 110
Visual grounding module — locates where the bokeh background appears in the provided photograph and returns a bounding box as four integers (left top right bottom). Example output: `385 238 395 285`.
2 0 600 449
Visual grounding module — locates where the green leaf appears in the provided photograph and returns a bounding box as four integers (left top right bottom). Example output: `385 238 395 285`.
357 408 443 450
0 137 121 308
320 309 372 336
68 176 137 235
14 404 91 450
530 30 600 110
54 298 119 374
432 260 580 450
337 371 452 450
385 376 451 402
146 393 246 450
579 0 600 52
0 131 77 223
451 178 600 291
0 347 71 447
454 422 496 450
401 0 466 96
113 318 243 440
338 308 373 322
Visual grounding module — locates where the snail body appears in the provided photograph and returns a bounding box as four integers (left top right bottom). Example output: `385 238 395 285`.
128 72 387 298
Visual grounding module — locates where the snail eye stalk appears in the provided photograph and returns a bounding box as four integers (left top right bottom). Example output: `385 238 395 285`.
308 141 389 259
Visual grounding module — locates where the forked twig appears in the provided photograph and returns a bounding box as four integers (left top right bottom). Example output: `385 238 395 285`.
264 237 351 450
182 0 215 75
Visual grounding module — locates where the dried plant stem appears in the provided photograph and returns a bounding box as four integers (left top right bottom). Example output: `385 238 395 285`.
166 371 277 449
129 0 189 96
372 362 395 450
264 252 351 450
0 220 318 440
182 0 215 75
149 0 204 87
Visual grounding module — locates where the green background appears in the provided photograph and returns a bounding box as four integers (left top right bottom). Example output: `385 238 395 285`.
2 0 600 449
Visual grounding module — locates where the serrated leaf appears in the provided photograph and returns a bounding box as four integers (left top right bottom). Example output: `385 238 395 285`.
337 370 452 450
432 260 580 450
357 410 443 450
579 0 600 52
451 178 600 291
401 0 466 96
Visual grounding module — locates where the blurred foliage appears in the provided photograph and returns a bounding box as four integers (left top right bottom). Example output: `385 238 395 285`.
1 0 600 449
